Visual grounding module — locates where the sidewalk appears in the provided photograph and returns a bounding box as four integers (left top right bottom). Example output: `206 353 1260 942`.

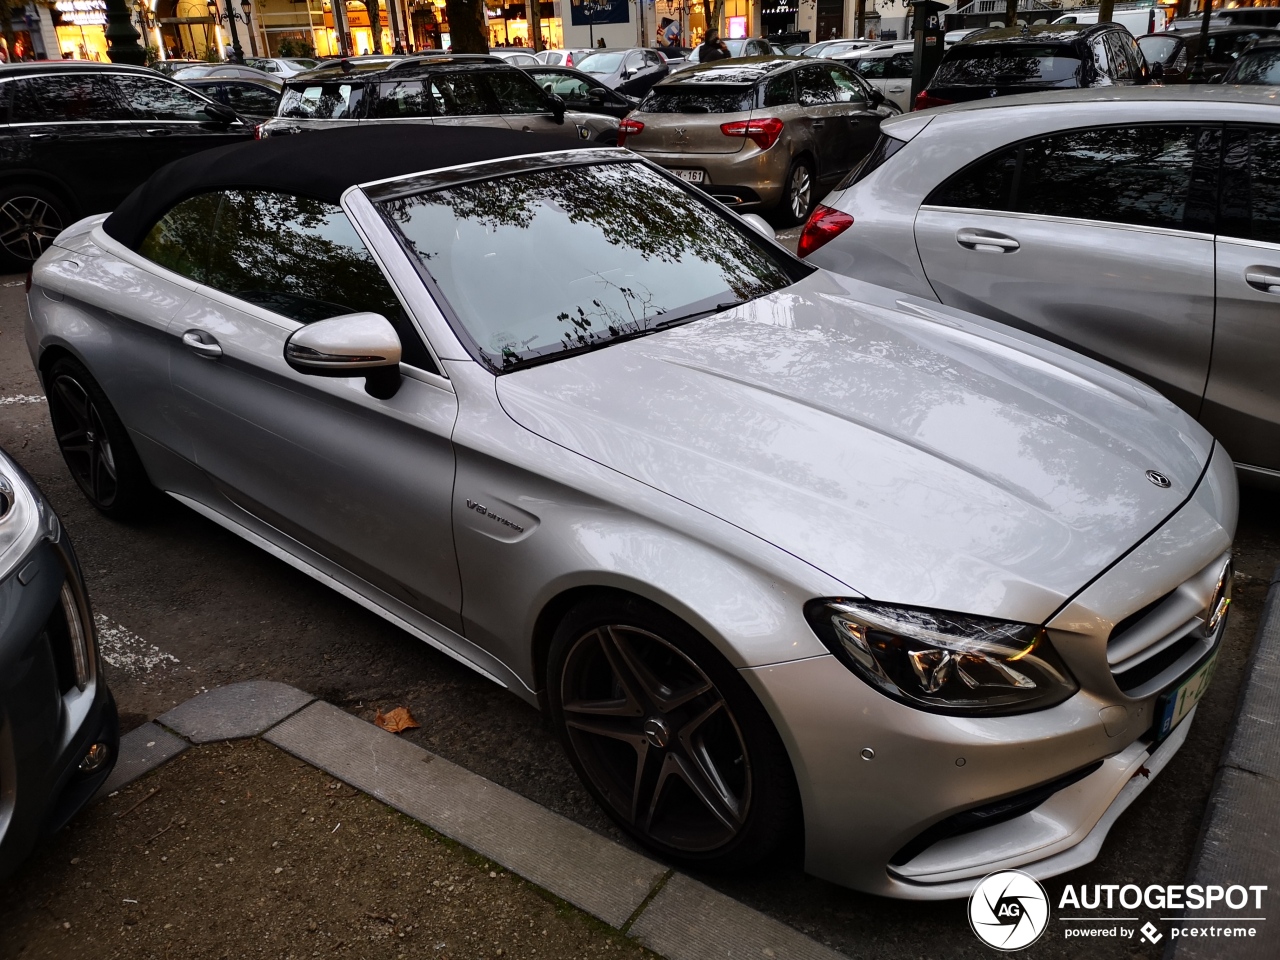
0 681 845 960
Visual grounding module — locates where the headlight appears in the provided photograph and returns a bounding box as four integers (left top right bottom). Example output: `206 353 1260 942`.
805 600 1078 715
0 454 40 583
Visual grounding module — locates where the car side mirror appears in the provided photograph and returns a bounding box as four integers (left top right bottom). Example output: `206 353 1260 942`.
547 92 566 123
284 312 403 399
588 86 609 101
867 88 885 104
203 102 240 124
1208 73 1224 84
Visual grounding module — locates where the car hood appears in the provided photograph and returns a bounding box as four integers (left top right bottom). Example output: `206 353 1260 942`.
495 271 1212 623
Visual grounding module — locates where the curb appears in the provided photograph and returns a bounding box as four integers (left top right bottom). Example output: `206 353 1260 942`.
96 681 845 960
1166 566 1280 960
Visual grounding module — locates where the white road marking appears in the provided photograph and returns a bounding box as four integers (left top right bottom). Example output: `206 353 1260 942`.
0 394 45 405
95 615 180 674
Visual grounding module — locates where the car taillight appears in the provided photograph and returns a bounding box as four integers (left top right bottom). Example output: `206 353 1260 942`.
720 117 785 150
565 53 573 66
618 117 644 146
913 91 954 111
255 122 265 139
798 205 854 258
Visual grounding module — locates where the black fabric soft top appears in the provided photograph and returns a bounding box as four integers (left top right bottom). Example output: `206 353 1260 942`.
103 124 592 250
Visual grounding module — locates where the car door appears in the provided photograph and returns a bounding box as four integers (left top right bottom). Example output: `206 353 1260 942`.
424 70 511 130
1202 124 1280 471
5 74 140 215
164 188 464 631
482 68 566 135
883 51 914 111
112 72 252 166
823 62 882 180
913 123 1218 414
794 64 848 183
616 51 649 97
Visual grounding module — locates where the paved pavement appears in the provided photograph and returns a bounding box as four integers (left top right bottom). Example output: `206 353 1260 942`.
4 274 1279 958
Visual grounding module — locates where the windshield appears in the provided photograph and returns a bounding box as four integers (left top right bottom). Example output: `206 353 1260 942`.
578 52 625 73
933 44 1083 86
1227 48 1280 81
377 161 806 371
641 84 754 112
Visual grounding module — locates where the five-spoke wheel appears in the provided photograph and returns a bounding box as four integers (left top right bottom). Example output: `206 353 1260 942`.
0 185 68 269
46 357 151 517
549 597 798 868
778 158 815 227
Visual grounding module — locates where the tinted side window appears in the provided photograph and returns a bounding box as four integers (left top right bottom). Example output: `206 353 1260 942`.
278 82 365 119
373 79 433 118
797 66 837 106
532 72 592 99
826 64 868 102
138 192 222 282
204 190 436 370
114 75 214 121
927 147 1018 210
852 58 886 79
1105 33 1135 81
887 53 914 79
1017 126 1203 230
222 83 280 116
484 71 548 113
1220 126 1280 244
10 75 130 122
761 72 796 106
428 74 495 116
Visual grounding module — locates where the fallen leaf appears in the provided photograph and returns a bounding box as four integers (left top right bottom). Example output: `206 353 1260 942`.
374 707 420 734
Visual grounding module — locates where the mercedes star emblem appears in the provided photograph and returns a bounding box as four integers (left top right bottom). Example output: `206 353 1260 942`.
1146 470 1172 488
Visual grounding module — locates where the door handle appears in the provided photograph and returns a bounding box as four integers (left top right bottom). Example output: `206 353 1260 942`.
144 128 172 137
28 132 59 140
812 119 826 128
182 330 223 359
888 86 906 93
956 229 1020 253
1245 268 1280 294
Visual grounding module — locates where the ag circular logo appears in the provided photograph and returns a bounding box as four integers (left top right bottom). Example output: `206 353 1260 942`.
968 870 1050 951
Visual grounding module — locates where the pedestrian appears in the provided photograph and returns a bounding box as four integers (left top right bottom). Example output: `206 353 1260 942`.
223 41 234 61
698 27 729 63
596 37 606 48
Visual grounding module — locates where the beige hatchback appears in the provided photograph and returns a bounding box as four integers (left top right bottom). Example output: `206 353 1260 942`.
619 57 895 224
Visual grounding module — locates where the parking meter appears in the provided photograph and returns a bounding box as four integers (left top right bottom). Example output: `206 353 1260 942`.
910 0 949 103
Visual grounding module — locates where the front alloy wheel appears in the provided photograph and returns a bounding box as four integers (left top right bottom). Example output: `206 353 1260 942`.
0 192 65 264
550 598 799 868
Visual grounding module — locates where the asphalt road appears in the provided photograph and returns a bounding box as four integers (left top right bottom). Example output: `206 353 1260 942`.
3 275 1277 958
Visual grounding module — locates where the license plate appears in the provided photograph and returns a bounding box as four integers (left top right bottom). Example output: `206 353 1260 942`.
1155 654 1218 739
673 168 705 183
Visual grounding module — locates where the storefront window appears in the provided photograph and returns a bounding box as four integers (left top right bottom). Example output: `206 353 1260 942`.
53 0 109 61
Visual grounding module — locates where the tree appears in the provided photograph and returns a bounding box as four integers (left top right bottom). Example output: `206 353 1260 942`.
701 0 724 36
855 0 866 38
444 0 489 53
1004 0 1018 29
0 0 13 62
368 0 384 53
1098 0 1115 23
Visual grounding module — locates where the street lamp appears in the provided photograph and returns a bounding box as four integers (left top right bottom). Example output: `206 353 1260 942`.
206 0 253 61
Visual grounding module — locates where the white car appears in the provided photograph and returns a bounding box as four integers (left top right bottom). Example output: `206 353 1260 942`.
834 42 915 112
536 48 595 68
27 124 1235 899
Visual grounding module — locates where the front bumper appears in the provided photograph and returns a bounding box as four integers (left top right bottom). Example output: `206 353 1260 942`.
0 455 118 881
743 441 1236 898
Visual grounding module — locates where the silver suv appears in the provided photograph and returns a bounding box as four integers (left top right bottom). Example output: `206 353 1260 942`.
801 86 1280 480
621 57 894 224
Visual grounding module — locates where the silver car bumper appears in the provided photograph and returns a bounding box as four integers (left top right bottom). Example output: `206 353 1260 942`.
743 442 1237 899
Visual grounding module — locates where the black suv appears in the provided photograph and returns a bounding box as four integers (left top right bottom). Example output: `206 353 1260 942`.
916 23 1152 110
1222 34 1280 83
0 62 253 269
1137 25 1280 83
257 55 619 144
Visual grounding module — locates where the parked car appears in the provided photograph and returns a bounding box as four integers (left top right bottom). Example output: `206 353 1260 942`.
258 56 618 144
534 48 594 67
835 42 914 112
152 58 204 76
943 27 984 46
245 56 321 77
29 122 1236 898
621 57 895 224
1052 3 1171 36
525 64 638 128
1173 5 1280 28
0 61 253 269
574 47 669 97
783 42 811 55
1137 26 1280 83
801 86 1280 479
916 23 1152 110
674 37 777 71
176 68 284 122
490 49 541 67
170 63 273 82
798 38 854 57
0 445 117 881
1221 35 1280 83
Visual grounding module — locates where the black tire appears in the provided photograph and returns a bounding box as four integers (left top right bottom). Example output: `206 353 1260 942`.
548 594 800 870
0 184 71 271
45 357 153 519
775 156 816 227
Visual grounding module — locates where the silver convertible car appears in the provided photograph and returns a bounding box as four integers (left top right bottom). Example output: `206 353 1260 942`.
26 126 1235 899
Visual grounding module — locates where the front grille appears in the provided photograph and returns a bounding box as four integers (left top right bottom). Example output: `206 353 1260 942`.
1107 554 1230 697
